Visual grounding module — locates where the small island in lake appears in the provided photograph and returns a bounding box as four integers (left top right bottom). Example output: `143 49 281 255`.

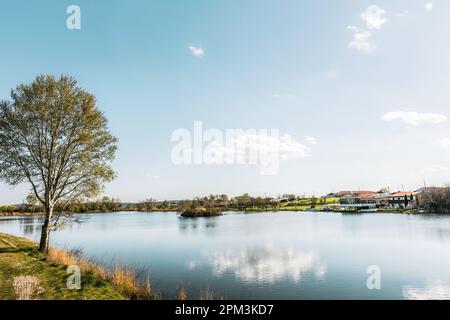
180 207 223 217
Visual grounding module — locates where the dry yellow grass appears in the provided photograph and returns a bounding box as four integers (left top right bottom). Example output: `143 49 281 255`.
47 247 154 300
177 284 188 300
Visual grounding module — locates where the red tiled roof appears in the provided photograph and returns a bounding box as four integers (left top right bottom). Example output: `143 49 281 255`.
390 191 418 197
360 193 380 200
337 191 377 196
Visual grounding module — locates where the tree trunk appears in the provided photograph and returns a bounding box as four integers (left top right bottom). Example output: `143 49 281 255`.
39 205 53 253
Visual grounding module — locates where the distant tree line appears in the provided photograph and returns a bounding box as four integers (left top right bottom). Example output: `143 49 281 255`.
135 194 329 214
2 195 123 214
176 194 280 213
6 188 449 215
1 193 342 216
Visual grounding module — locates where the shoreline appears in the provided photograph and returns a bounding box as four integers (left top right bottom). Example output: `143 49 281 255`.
0 212 44 217
0 208 424 218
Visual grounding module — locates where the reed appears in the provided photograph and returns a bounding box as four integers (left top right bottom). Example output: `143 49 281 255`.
47 247 154 299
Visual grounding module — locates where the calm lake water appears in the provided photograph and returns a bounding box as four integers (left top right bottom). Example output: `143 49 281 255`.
1 211 450 300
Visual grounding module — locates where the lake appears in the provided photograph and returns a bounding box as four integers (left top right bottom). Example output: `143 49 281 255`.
1 211 450 299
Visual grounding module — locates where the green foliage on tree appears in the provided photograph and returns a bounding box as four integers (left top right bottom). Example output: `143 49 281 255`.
0 75 118 252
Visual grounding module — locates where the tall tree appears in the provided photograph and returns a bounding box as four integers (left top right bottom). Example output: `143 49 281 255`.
0 75 118 252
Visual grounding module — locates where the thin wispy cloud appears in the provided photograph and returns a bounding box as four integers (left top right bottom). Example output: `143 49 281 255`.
348 5 387 53
145 173 161 179
421 165 450 174
411 164 450 178
188 45 205 57
395 10 409 17
347 26 376 53
304 136 318 145
272 93 296 99
381 111 448 126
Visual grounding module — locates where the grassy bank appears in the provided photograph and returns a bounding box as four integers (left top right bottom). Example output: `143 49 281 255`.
0 233 156 300
0 233 123 300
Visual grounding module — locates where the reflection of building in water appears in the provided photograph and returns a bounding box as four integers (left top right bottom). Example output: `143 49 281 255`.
188 246 326 283
403 281 450 300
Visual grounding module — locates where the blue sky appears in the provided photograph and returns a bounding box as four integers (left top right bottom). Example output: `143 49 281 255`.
1 1 449 203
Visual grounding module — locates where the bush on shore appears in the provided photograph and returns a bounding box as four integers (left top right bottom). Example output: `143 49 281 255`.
418 187 450 214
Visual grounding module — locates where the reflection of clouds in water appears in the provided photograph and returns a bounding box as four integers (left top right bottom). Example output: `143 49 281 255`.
403 281 450 300
188 247 326 283
186 260 199 270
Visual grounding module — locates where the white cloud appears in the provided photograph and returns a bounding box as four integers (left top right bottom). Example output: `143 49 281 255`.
204 133 311 165
188 45 205 57
381 111 448 126
361 5 388 30
437 138 450 149
348 5 388 53
347 26 377 53
304 136 318 145
240 134 311 161
425 3 433 11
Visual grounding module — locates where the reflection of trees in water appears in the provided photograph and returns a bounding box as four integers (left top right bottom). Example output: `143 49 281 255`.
19 217 43 237
205 222 216 229
178 217 217 235
178 218 196 232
